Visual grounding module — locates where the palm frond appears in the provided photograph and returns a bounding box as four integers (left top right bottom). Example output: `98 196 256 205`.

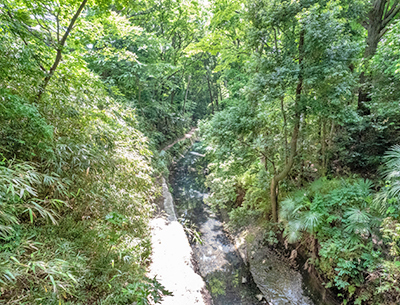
344 207 372 235
382 145 400 180
344 207 371 224
356 179 374 198
376 145 400 210
280 196 297 221
301 210 323 233
284 219 303 243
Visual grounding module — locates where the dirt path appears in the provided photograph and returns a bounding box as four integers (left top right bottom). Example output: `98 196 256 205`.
161 127 198 151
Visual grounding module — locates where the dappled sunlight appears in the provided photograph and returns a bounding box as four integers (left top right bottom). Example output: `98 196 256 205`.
149 219 208 305
4 0 400 303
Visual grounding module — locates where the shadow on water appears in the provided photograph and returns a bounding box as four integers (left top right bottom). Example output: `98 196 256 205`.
170 143 264 305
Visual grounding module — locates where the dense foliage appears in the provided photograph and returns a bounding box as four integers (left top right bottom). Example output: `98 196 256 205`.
3 0 400 304
199 0 400 304
0 0 213 303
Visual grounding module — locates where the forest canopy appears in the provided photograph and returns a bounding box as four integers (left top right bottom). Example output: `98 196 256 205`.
2 0 400 304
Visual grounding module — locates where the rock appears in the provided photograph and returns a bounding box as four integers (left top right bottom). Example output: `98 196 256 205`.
249 247 314 305
242 276 247 284
231 226 314 305
148 177 210 305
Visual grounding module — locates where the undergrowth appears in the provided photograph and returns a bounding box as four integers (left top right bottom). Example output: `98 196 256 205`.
0 34 169 304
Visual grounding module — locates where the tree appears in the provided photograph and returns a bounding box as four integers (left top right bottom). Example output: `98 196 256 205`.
85 0 212 147
358 0 400 113
245 0 357 221
1 0 94 102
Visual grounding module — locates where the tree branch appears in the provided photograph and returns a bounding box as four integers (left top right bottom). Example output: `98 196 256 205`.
59 0 87 48
56 10 60 44
34 0 88 103
21 37 47 72
182 74 191 114
237 138 275 169
3 8 45 43
280 96 288 165
379 26 389 38
382 1 400 28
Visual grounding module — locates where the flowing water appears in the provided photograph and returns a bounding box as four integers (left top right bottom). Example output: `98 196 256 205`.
170 145 263 305
170 143 335 305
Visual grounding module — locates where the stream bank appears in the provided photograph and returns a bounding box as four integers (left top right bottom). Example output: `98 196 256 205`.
231 226 339 305
151 133 338 305
148 177 212 305
170 143 323 305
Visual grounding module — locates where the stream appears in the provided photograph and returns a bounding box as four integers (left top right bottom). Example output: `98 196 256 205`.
170 144 262 304
169 143 335 305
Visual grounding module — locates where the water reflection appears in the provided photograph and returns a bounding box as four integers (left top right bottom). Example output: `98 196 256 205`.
170 144 263 305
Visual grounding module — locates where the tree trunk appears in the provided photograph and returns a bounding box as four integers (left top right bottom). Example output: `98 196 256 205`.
358 72 371 115
206 73 214 114
138 83 141 104
358 0 400 113
311 235 319 260
270 115 300 222
170 90 175 106
212 83 219 111
270 29 304 223
34 0 88 103
182 75 191 114
280 96 288 165
270 177 279 222
214 87 219 111
321 119 327 176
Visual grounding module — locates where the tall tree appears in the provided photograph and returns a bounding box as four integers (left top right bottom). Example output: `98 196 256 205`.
203 0 358 222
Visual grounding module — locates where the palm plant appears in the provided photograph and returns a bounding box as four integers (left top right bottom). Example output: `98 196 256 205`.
280 195 304 243
280 193 325 259
376 145 400 213
281 178 377 262
343 179 377 238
